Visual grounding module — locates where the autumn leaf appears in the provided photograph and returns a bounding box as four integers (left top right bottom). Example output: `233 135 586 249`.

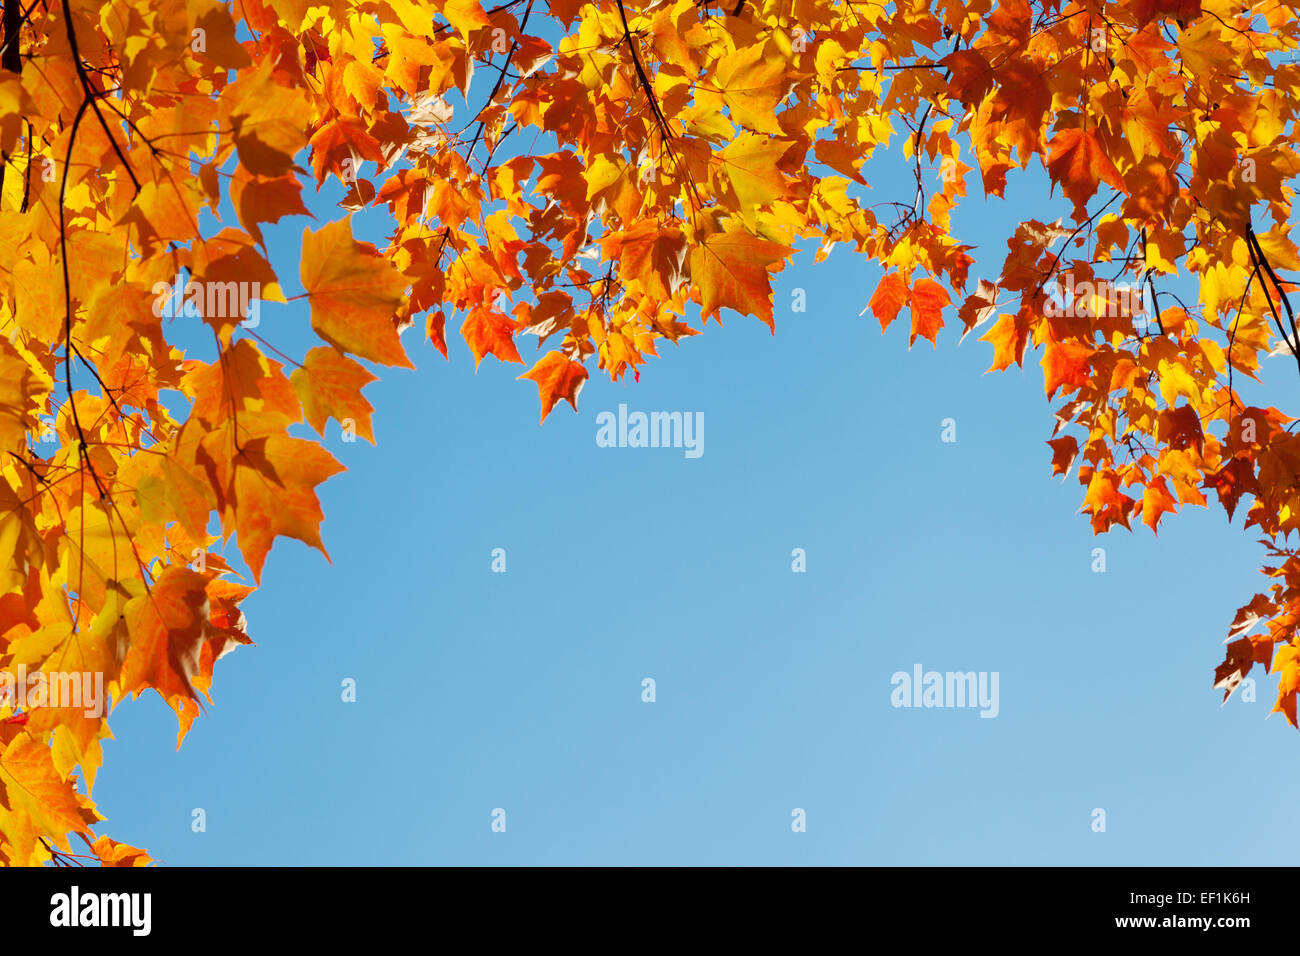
0 733 91 862
600 222 687 302
718 133 792 213
869 272 908 332
1046 128 1125 220
1046 435 1078 476
292 346 378 444
1133 0 1201 27
1082 468 1135 533
205 430 345 584
1042 341 1092 399
942 50 996 106
1271 645 1300 726
689 225 791 329
709 44 787 135
119 568 211 739
231 169 311 248
462 305 524 367
958 279 1000 339
1141 477 1179 531
301 218 413 369
89 834 153 867
981 311 1031 372
908 278 950 347
221 59 311 177
519 351 588 423
443 0 492 38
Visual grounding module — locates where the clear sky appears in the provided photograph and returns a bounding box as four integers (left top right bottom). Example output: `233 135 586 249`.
81 72 1300 867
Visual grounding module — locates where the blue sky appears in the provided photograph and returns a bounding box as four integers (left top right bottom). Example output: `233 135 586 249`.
80 52 1300 866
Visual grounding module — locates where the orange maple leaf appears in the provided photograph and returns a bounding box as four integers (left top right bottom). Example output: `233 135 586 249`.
1046 128 1125 220
869 272 909 331
292 346 379 444
119 568 211 743
690 226 791 329
462 304 524 367
519 351 589 422
1141 476 1179 531
908 278 950 347
301 218 413 369
1042 340 1092 398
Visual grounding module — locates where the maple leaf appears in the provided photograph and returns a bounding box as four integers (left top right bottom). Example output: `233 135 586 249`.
221 60 311 178
813 139 867 185
958 280 1001 340
718 133 791 214
943 51 997 106
1215 637 1257 702
205 430 346 584
908 278 950 348
1141 477 1178 532
1042 341 1092 399
443 0 492 38
519 351 588 423
1082 468 1135 533
869 275 949 345
1227 594 1276 642
0 75 32 157
1045 129 1125 220
89 834 153 867
689 226 791 329
462 305 524 367
119 569 211 741
1133 0 1202 27
1271 645 1300 727
869 272 909 332
981 311 1032 372
600 222 688 302
231 169 310 248
292 346 379 444
1046 435 1078 476
710 44 787 135
301 218 413 369
0 732 91 862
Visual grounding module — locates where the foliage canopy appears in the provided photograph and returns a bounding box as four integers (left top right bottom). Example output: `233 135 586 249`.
0 0 1297 863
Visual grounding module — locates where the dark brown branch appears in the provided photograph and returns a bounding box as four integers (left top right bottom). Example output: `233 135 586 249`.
1139 228 1166 336
1031 191 1124 300
1245 226 1300 384
63 5 140 194
20 117 30 211
57 95 109 505
0 0 22 202
615 0 673 142
1226 264 1259 409
464 0 534 164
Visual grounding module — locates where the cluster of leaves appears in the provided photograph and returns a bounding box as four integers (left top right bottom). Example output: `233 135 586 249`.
0 0 1295 864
